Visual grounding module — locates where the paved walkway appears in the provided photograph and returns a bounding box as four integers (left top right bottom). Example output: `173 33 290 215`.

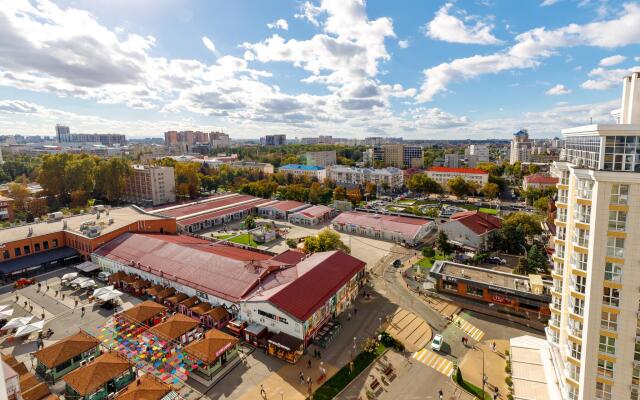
452 314 485 342
459 340 510 399
412 348 454 377
385 308 432 352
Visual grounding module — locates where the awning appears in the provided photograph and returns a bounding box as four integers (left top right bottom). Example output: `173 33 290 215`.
0 247 79 275
97 288 124 302
14 320 44 338
0 308 14 319
3 316 34 330
62 272 78 281
75 261 100 273
92 285 114 297
268 331 303 352
71 277 91 286
80 279 96 289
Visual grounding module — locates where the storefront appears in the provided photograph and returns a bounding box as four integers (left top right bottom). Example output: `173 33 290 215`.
244 323 268 348
267 332 304 363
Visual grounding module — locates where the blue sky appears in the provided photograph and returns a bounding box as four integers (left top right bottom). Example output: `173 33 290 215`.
0 0 639 139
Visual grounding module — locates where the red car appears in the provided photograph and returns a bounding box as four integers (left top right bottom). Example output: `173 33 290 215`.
14 278 35 289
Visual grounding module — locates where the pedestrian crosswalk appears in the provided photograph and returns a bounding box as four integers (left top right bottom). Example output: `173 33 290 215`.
452 314 485 342
412 348 454 377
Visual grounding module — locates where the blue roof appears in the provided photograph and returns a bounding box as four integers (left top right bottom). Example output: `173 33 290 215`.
0 246 79 275
279 164 325 171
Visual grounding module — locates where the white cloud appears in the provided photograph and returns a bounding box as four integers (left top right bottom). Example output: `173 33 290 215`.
581 66 640 90
540 0 560 6
398 40 409 48
201 36 220 56
546 84 571 95
599 54 626 66
418 3 640 102
425 3 503 45
267 19 289 30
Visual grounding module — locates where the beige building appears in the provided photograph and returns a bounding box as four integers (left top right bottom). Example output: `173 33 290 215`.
305 150 337 167
327 165 404 189
123 165 176 206
546 72 640 400
426 167 488 187
209 131 231 149
229 161 274 174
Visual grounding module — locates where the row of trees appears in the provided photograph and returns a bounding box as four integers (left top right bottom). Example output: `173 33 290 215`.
406 173 500 199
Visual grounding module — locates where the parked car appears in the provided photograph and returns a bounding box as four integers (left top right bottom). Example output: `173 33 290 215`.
431 334 444 352
487 257 506 265
97 271 111 282
14 278 35 289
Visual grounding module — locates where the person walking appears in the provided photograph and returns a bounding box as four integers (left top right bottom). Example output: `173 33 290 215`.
260 384 267 399
299 371 305 385
81 306 85 317
308 359 312 368
438 389 444 400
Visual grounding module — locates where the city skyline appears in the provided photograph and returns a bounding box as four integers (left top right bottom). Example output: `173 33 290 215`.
1 0 640 139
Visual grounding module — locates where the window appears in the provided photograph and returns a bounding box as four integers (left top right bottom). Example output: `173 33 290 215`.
572 251 588 271
43 241 49 250
574 204 591 224
52 239 58 248
2 250 8 260
556 226 566 241
572 275 586 294
604 262 622 282
599 335 616 355
570 341 582 360
23 245 30 255
608 210 627 231
555 244 565 258
610 184 629 204
14 248 21 257
597 359 614 378
571 297 585 316
567 363 580 381
573 228 589 247
568 318 583 337
556 208 567 222
466 285 484 297
607 237 625 258
595 381 612 400
567 386 579 400
603 135 640 172
34 243 40 252
576 179 593 199
601 312 618 331
603 287 620 307
633 365 640 386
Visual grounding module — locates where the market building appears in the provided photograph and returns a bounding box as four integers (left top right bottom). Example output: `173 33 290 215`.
277 164 327 180
256 200 311 220
430 261 551 321
440 210 502 251
63 352 135 400
426 166 489 187
287 205 334 226
332 211 434 246
34 330 101 383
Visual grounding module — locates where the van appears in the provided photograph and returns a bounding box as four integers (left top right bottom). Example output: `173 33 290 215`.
97 271 111 282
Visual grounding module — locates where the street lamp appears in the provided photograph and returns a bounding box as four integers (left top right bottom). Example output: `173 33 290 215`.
475 345 486 398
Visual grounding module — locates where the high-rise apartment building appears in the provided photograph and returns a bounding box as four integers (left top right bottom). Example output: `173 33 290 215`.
510 129 532 164
123 165 176 206
444 153 460 168
209 132 231 149
467 144 490 162
305 150 337 167
55 125 126 146
547 72 640 400
364 144 423 168
260 134 286 146
55 124 70 141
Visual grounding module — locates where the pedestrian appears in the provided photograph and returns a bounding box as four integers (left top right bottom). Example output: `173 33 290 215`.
493 393 498 400
15 294 18 303
318 350 321 360
307 376 312 386
492 341 497 352
260 384 267 399
354 307 358 315
438 389 444 400
308 359 311 368
62 294 65 301
75 299 78 308
299 371 305 385
81 306 85 317
347 311 351 321
23 300 27 308
41 312 45 320
29 305 33 312
54 290 58 297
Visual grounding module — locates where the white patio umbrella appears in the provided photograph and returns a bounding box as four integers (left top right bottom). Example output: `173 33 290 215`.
14 320 45 338
80 279 96 289
97 289 123 302
92 285 114 297
0 308 14 319
3 316 34 330
0 304 12 311
61 272 78 281
71 277 90 286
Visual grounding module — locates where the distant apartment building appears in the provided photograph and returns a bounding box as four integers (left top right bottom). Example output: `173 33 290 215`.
510 129 532 164
278 164 326 180
328 165 404 189
426 166 489 187
444 153 460 168
164 130 214 151
229 161 275 174
55 125 126 146
364 136 402 145
209 131 231 149
301 135 333 145
364 145 423 168
467 144 490 162
0 195 14 221
305 150 337 167
260 134 287 146
522 173 559 191
123 165 176 206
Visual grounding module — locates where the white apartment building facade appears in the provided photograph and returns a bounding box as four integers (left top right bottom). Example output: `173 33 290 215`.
510 129 532 164
305 150 337 167
123 165 176 206
547 72 640 400
327 166 404 189
426 167 488 187
209 132 231 149
467 144 490 162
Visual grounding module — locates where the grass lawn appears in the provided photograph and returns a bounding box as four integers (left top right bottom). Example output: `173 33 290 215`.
214 233 234 240
313 344 386 400
226 233 258 247
416 251 449 270
457 379 492 400
478 207 498 215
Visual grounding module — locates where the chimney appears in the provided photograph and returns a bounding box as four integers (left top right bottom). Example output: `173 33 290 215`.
620 72 640 124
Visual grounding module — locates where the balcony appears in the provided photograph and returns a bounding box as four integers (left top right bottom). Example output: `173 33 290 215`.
567 325 582 338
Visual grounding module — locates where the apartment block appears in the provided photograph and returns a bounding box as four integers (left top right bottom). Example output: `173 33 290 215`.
546 72 640 400
327 165 404 189
305 150 337 167
123 165 176 206
260 134 286 146
510 129 532 164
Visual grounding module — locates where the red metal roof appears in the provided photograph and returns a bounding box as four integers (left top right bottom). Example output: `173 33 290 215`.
158 194 260 218
449 210 502 235
293 205 332 219
93 233 276 301
332 211 431 238
265 251 365 321
524 174 559 184
270 249 307 265
427 166 488 174
178 198 273 226
260 200 307 212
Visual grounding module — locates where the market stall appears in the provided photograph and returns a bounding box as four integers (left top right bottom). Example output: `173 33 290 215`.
267 332 303 363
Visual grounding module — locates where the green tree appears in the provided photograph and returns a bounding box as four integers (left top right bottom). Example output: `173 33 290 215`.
503 211 542 237
333 186 347 201
436 231 453 255
533 196 550 212
8 182 30 213
64 157 96 194
447 177 470 198
527 245 549 273
407 173 442 194
38 153 70 198
244 215 256 229
174 162 201 199
422 247 435 258
482 182 500 199
304 229 350 254
94 158 132 202
425 207 439 218
286 238 298 249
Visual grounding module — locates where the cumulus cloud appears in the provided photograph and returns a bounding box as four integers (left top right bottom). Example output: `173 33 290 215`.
267 19 289 30
599 54 626 66
546 84 571 95
201 36 220 56
540 0 560 6
425 3 502 45
398 40 409 48
581 66 640 90
418 3 640 102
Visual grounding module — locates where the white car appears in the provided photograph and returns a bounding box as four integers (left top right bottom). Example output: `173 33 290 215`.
431 334 444 352
97 271 111 282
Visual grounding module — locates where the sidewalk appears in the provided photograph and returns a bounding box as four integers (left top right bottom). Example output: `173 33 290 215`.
458 340 509 399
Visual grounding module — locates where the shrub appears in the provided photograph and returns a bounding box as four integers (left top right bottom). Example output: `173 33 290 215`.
422 247 435 258
505 363 511 374
286 238 298 249
505 376 513 387
378 332 405 352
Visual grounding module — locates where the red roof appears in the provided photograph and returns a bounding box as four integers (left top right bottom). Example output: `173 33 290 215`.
259 251 366 321
524 174 559 184
260 200 308 212
93 233 277 301
332 211 431 238
449 211 502 235
270 249 307 264
178 198 273 226
293 205 332 219
427 166 488 175
157 194 260 218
